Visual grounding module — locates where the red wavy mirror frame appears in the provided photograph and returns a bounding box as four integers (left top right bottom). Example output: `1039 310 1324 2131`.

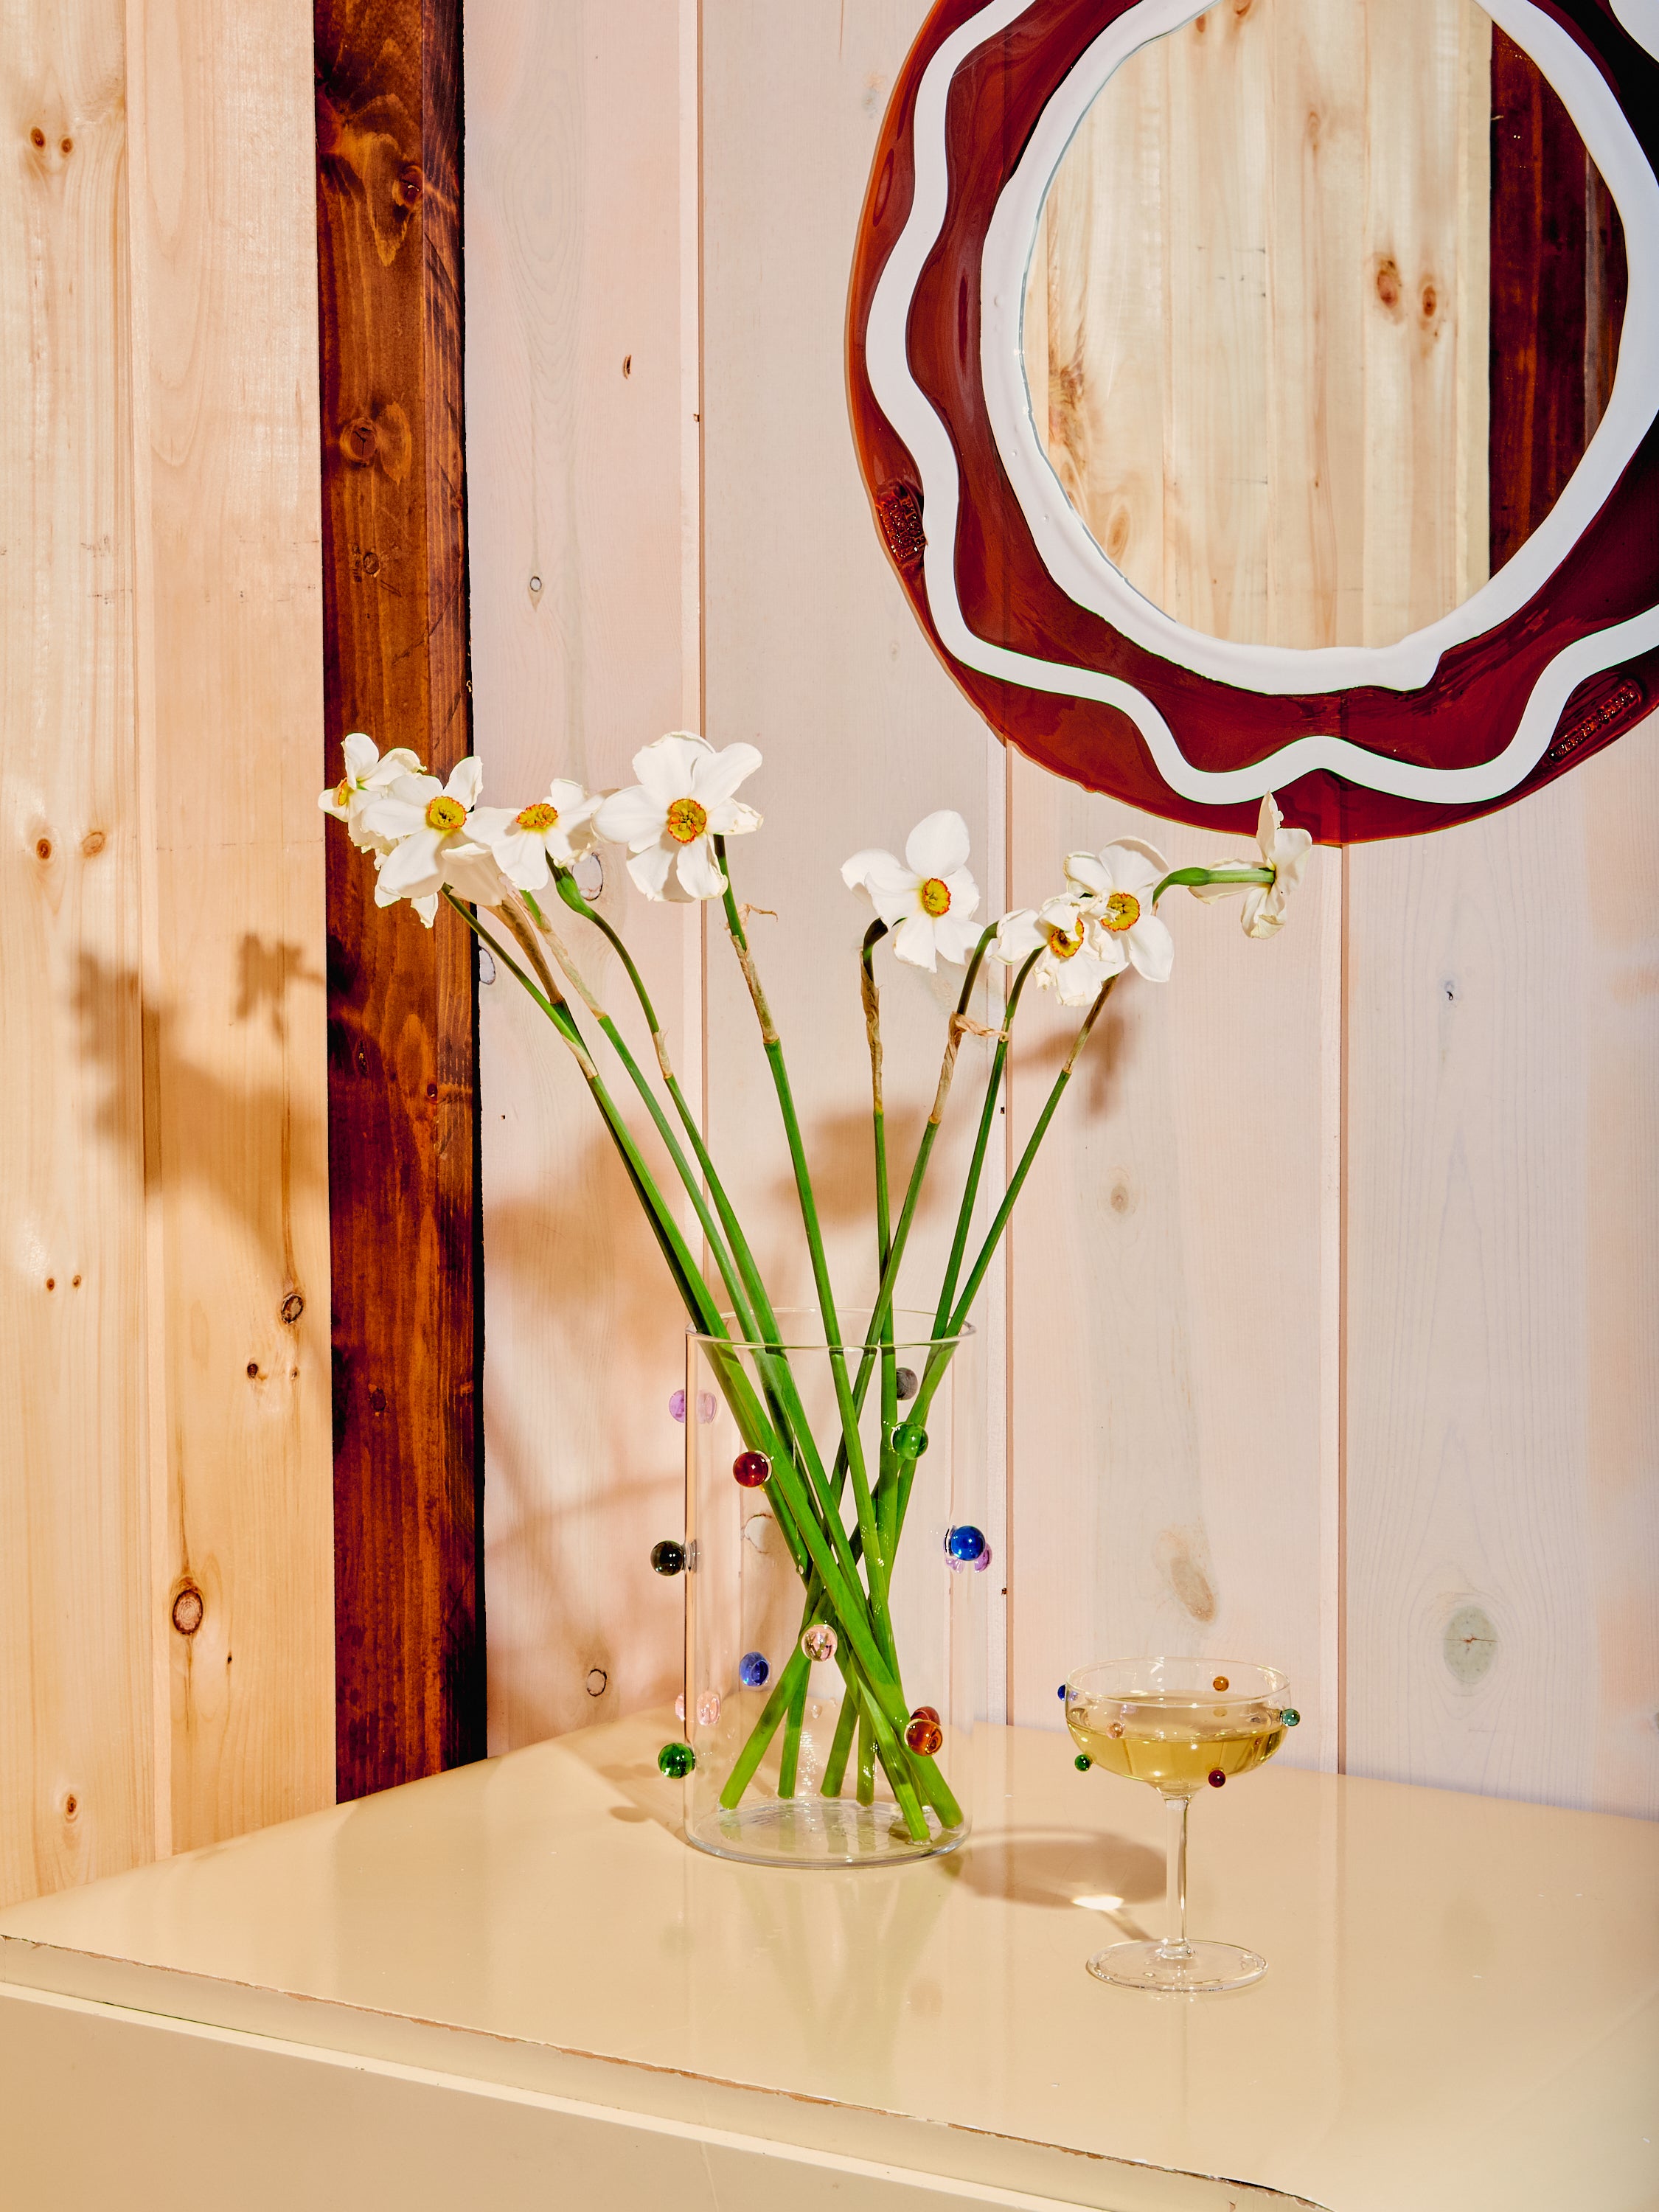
846 0 1659 843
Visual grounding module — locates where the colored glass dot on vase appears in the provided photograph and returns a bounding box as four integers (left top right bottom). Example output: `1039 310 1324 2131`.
674 1694 685 1722
668 1389 687 1423
1281 1707 1300 1728
732 1450 771 1488
1074 1753 1091 1772
658 1741 695 1778
801 1624 837 1663
697 1691 721 1728
1207 1768 1226 1788
697 1391 717 1424
1056 1684 1065 1700
739 1651 770 1688
904 1716 943 1756
893 1422 928 1459
650 1538 685 1576
894 1366 918 1400
944 1523 986 1566
911 1704 940 1727
973 1545 992 1573
1211 1674 1230 1692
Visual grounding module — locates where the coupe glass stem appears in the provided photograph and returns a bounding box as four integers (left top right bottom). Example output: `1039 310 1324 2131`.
1161 1792 1192 1961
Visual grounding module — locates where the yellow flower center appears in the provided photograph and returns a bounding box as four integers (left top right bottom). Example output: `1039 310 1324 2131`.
426 795 467 832
666 796 708 845
1041 919 1082 960
918 876 951 918
335 778 352 807
515 801 557 832
1100 889 1141 933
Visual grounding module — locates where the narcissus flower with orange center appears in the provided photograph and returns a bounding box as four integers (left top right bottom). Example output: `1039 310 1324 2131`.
992 893 1119 1006
1063 838 1175 984
841 810 981 971
360 757 501 925
470 779 602 891
594 733 762 902
1187 793 1313 939
318 731 425 852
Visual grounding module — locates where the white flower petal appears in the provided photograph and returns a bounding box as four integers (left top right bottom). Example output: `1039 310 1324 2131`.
546 780 600 822
386 771 442 809
993 908 1044 961
1126 911 1175 982
411 891 439 928
366 745 423 789
841 846 894 892
937 866 981 921
319 786 349 822
689 741 762 809
633 732 712 807
442 841 510 905
706 796 763 836
359 795 431 841
626 841 677 901
1063 850 1108 898
674 838 728 902
904 809 971 879
931 908 984 965
1099 841 1166 897
892 911 939 970
445 757 484 810
1082 923 1130 978
379 827 446 896
341 732 380 784
501 828 552 891
1051 950 1113 1006
594 784 666 847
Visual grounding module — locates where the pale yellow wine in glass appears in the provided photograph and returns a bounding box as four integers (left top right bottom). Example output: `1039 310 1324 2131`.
1065 1657 1295 1992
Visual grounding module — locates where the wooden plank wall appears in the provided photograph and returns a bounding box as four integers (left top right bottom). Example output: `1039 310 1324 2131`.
464 1 1658 1819
1 0 333 1906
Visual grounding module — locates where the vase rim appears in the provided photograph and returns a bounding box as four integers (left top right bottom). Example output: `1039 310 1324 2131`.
689 1306 974 1356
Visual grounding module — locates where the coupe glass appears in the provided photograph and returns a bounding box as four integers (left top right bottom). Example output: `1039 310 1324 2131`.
1064 1656 1293 1993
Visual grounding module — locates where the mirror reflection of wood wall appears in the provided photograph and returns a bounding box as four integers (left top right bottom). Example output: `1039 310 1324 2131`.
1022 0 1628 653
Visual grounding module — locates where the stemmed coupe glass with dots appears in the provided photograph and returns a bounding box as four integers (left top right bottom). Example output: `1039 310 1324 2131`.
1064 1657 1298 1993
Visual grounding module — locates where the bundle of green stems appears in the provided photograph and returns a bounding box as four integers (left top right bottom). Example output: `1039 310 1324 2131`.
443 841 1235 1841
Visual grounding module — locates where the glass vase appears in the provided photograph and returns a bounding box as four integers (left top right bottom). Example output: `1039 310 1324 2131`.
678 1311 986 1867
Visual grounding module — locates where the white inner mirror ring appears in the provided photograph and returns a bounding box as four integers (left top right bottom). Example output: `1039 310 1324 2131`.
979 0 1659 696
1020 0 1618 655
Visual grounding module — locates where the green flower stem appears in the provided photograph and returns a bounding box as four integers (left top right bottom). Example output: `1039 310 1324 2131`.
931 948 1041 1341
1150 863 1273 902
898 975 1121 1544
821 1672 860 1796
718 1646 807 1809
777 1660 810 1798
856 1703 876 1806
716 844 894 1661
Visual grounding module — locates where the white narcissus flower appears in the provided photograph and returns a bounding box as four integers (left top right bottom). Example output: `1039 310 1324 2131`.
593 733 762 902
992 894 1120 1006
841 810 982 971
319 731 425 852
470 779 602 891
359 757 491 919
1189 793 1313 939
1063 838 1175 983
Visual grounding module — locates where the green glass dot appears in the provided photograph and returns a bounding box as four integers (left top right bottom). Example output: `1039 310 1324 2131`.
1074 1753 1091 1772
893 1422 928 1459
657 1740 695 1778
1280 1707 1300 1728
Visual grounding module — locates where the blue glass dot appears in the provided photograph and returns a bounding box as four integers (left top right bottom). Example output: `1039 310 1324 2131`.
1280 1707 1301 1728
739 1651 770 1688
1057 1683 1065 1700
944 1523 987 1565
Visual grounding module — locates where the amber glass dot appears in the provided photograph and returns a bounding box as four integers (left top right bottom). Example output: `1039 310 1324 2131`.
904 1716 943 1756
1211 1674 1230 1692
911 1704 940 1728
731 1450 771 1488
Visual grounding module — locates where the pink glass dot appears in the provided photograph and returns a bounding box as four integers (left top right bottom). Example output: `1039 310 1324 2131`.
697 1690 722 1728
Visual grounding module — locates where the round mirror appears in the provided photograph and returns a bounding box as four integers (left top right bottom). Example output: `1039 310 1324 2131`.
1020 0 1628 653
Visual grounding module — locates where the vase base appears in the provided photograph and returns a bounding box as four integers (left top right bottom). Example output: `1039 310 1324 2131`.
685 1793 969 1868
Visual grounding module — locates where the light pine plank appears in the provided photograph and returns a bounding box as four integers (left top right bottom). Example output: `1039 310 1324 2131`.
0 0 154 1908
1005 763 1340 1770
126 0 334 1848
464 0 701 1748
1344 730 1659 1818
698 0 1005 1673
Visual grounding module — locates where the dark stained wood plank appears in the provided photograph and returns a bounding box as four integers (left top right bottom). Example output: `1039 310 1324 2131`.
314 0 484 1798
1489 27 1628 572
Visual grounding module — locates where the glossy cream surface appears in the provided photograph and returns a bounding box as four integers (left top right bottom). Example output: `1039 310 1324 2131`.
1 1716 1655 2212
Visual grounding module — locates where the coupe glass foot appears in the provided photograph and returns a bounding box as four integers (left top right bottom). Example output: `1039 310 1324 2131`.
1085 1938 1265 1994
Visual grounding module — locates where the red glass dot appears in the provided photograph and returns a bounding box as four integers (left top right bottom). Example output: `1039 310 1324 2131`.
732 1450 771 1488
911 1704 939 1728
1207 1768 1226 1789
904 1717 943 1756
